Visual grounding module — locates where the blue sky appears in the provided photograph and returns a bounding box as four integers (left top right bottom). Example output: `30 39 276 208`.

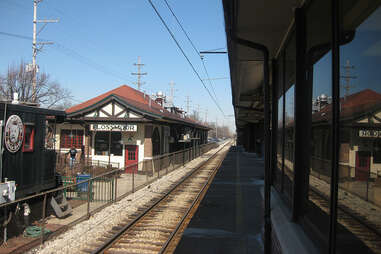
312 6 381 99
0 0 234 130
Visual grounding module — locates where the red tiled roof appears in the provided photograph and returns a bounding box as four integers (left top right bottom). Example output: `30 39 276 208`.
313 89 381 122
66 85 207 128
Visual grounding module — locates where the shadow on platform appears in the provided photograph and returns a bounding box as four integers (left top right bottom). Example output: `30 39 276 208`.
175 146 264 254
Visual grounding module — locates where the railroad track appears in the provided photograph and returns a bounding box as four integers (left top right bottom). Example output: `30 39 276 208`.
79 142 231 254
309 189 381 253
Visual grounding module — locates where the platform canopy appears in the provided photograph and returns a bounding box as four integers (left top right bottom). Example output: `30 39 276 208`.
222 0 303 129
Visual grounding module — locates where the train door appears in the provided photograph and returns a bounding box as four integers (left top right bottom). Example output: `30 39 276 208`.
355 151 371 181
125 145 138 173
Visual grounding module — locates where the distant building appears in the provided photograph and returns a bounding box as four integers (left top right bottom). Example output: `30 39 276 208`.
53 85 209 171
312 93 332 113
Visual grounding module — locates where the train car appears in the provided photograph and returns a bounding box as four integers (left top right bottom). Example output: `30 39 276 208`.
0 102 65 202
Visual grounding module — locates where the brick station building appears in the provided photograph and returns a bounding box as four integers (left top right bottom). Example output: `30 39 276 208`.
53 85 209 171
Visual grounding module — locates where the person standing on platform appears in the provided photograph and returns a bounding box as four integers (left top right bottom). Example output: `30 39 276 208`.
68 147 77 169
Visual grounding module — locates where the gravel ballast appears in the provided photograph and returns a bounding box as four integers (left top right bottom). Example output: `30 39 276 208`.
28 143 227 254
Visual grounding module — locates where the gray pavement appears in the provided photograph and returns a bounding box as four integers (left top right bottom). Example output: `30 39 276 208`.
175 146 264 254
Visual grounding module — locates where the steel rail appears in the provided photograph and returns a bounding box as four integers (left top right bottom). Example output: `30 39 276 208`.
159 142 229 254
0 142 217 209
310 186 381 240
91 141 231 254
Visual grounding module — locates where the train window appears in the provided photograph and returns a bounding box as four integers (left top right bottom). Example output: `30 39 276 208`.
284 85 294 205
302 0 333 250
283 31 296 206
275 94 284 192
274 53 284 193
337 1 381 253
22 125 35 152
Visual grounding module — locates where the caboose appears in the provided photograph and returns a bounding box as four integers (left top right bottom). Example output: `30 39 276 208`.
0 102 65 201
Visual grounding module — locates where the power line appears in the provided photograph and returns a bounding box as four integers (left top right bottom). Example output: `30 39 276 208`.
200 47 226 52
0 31 134 84
147 0 224 116
53 43 133 83
200 56 218 102
163 0 199 56
0 31 38 41
163 0 219 105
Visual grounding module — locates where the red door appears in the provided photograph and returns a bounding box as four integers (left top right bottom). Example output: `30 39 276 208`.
125 145 138 173
355 151 370 181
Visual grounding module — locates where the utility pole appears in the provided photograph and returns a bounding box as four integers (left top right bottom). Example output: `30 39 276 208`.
205 109 208 123
185 96 191 116
341 59 356 99
196 104 200 120
31 0 58 102
169 81 175 107
131 56 147 91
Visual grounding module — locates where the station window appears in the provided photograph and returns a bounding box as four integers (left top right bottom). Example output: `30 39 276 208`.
60 129 83 149
22 125 35 152
94 132 122 156
111 132 122 156
373 141 381 164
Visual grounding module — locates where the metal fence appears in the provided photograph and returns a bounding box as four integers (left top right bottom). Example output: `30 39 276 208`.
311 156 381 208
56 154 120 176
0 142 219 246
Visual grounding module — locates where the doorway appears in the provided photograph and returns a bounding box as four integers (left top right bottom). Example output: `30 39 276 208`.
355 151 371 181
125 145 138 173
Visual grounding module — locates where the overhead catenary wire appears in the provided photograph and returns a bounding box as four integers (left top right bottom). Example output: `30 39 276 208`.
0 31 134 84
148 0 224 116
200 47 226 52
200 57 218 101
162 0 219 104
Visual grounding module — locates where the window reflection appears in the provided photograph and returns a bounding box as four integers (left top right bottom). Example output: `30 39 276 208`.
337 2 381 253
282 31 296 205
284 85 294 203
275 95 284 192
303 0 332 250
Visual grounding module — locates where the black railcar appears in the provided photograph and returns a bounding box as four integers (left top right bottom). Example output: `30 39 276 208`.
0 103 65 199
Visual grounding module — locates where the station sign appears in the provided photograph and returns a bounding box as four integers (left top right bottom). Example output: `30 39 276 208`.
90 123 137 132
358 129 381 138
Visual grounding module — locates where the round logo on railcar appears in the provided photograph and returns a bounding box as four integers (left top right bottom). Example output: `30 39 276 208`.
4 115 24 153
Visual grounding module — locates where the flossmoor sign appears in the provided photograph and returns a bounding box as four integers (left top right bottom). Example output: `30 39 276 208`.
90 124 137 132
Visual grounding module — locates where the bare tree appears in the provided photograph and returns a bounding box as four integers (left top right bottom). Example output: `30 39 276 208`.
0 61 72 108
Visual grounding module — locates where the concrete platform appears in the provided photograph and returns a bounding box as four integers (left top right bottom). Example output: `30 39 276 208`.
175 146 264 254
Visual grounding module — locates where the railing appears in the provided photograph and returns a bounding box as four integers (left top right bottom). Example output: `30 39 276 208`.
56 154 120 176
0 142 220 246
311 156 381 208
